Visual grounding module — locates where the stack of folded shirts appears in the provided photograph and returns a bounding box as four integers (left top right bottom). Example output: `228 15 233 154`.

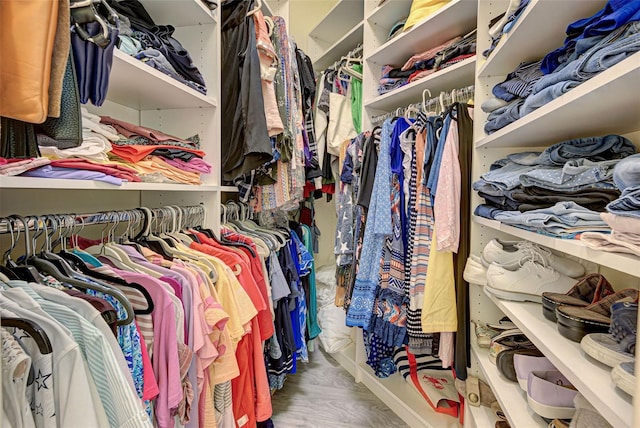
473 135 637 238
483 3 640 134
377 31 476 95
582 154 640 256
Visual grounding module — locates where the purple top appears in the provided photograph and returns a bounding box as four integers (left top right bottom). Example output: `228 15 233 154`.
21 165 123 185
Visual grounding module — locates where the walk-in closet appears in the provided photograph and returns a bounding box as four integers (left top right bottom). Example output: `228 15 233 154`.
1 0 638 427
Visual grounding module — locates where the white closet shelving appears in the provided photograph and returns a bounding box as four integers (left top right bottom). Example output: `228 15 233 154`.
307 0 364 71
469 0 640 427
0 0 226 232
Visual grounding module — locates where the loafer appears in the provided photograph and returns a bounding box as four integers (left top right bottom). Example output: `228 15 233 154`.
556 289 638 342
612 362 636 396
481 238 585 278
514 351 556 391
580 333 634 368
497 347 545 383
527 370 577 420
541 274 615 322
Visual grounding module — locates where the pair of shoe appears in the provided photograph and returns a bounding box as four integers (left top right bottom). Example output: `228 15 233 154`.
543 273 638 342
471 317 515 348
480 239 585 303
581 300 637 396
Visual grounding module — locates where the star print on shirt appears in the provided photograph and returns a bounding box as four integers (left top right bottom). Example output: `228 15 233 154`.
35 404 44 416
34 370 51 390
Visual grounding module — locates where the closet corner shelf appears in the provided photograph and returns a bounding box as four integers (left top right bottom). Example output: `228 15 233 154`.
261 0 274 17
356 362 460 428
365 0 477 67
477 0 604 78
364 56 476 112
473 216 640 278
142 0 216 27
328 343 357 378
365 0 412 30
0 176 220 192
475 51 640 149
484 292 634 428
308 0 364 47
108 49 217 111
470 342 546 428
312 21 364 72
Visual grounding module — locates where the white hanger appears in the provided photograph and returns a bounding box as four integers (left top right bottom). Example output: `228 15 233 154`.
246 0 261 17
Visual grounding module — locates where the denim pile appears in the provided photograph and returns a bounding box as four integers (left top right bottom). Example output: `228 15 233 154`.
378 30 476 95
107 0 207 94
582 154 640 256
473 134 637 238
482 0 531 59
482 0 640 134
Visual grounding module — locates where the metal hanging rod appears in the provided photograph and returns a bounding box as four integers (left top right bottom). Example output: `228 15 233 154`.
370 85 475 124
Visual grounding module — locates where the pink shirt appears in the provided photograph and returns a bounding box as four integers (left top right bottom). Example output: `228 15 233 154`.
434 117 461 252
112 268 183 428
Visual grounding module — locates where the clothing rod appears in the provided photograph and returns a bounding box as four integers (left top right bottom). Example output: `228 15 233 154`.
0 204 205 235
327 43 363 72
370 85 475 124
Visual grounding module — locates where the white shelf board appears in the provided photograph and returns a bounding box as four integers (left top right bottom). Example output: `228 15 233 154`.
312 21 364 71
365 0 412 33
261 0 274 16
0 176 219 192
477 0 605 77
219 186 239 193
485 293 634 428
364 56 476 111
108 49 217 110
476 51 640 148
465 401 495 428
473 216 640 278
142 0 215 26
365 0 477 67
328 342 357 378
471 343 546 428
308 0 364 46
357 363 460 428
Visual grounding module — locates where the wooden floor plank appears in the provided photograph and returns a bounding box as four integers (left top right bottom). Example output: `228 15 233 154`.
272 349 409 428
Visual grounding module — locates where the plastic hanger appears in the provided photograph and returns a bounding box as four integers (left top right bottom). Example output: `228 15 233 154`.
246 0 261 16
1 318 52 354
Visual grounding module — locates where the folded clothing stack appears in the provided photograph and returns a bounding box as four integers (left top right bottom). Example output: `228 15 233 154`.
16 108 211 186
108 0 207 94
482 1 640 134
581 154 640 257
473 134 637 238
377 31 476 95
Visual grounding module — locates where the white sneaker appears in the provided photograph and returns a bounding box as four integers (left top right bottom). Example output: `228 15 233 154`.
485 259 577 303
464 254 487 285
481 239 585 278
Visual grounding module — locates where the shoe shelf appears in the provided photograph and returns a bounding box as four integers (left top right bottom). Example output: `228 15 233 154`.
364 56 476 112
464 400 496 428
356 362 460 428
108 49 217 111
473 215 640 278
474 51 640 149
142 0 216 26
476 0 604 78
311 21 365 72
470 341 546 428
365 0 477 67
484 291 634 428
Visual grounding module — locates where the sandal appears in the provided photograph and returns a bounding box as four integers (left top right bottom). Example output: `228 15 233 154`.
556 288 638 342
541 274 615 322
454 375 496 407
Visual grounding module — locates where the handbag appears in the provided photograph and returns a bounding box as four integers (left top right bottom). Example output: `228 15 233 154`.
37 50 83 149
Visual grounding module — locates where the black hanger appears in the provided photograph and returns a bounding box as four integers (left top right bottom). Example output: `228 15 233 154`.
2 317 52 354
58 250 154 315
4 216 46 284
